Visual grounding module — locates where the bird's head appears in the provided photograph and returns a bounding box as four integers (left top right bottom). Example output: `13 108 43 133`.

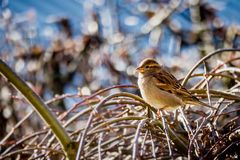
136 58 161 75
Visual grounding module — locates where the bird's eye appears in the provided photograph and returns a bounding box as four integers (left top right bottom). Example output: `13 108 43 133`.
145 66 150 68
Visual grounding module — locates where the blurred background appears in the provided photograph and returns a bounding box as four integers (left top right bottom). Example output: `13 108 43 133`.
1 0 240 140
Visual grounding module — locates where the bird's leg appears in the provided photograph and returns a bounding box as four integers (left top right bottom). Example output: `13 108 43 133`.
157 106 167 119
173 109 179 124
157 109 161 119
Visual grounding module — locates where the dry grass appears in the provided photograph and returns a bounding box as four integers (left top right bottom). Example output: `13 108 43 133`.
1 49 240 159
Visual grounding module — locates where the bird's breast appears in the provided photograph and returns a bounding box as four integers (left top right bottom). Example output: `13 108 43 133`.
138 75 183 110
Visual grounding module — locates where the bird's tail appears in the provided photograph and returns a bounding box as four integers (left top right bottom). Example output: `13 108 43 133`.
186 100 217 110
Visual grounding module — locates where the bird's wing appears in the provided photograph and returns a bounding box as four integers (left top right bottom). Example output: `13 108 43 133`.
153 70 196 100
153 70 216 109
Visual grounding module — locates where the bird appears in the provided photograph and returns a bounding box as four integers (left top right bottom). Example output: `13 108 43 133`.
136 58 215 111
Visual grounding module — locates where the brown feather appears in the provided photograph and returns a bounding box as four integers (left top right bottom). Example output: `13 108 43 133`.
137 58 216 110
153 68 216 110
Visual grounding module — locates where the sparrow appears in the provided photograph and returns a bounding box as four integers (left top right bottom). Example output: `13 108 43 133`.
136 58 214 111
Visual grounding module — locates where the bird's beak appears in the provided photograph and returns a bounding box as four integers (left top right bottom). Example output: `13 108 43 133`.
136 67 144 73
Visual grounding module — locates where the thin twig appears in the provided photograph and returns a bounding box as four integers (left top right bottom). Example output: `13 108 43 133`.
140 130 148 156
1 130 47 156
182 48 240 86
0 110 34 146
159 111 173 159
149 131 157 159
132 119 147 160
76 113 94 160
0 147 65 160
59 85 138 120
203 61 212 106
98 133 104 160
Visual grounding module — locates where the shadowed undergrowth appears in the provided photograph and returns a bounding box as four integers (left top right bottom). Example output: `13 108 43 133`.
1 49 240 159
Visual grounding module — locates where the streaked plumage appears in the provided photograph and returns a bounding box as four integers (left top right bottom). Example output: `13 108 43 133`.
136 58 214 110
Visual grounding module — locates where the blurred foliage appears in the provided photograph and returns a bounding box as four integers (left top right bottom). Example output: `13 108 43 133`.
1 0 240 159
